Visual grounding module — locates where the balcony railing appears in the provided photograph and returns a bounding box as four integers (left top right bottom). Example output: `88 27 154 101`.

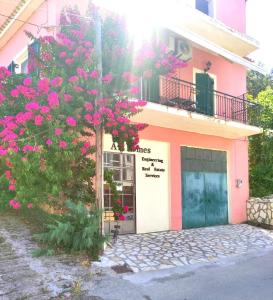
140 76 262 127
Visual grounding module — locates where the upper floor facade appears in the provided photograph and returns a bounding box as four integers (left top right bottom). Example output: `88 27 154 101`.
0 0 263 139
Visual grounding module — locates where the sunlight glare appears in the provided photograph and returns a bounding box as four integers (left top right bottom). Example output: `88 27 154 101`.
94 0 171 47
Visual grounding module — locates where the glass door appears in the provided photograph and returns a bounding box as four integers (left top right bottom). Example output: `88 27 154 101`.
103 152 136 234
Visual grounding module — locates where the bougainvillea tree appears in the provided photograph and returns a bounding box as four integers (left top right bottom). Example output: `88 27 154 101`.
0 4 185 220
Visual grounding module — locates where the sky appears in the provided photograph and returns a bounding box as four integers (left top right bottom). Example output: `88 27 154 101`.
246 0 273 72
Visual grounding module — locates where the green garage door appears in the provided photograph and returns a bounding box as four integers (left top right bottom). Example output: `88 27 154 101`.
182 147 228 229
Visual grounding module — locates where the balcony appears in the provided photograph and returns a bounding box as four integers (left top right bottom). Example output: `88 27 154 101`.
131 76 263 139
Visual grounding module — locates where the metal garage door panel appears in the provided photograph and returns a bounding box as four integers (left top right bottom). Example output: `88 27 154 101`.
205 172 228 226
182 147 228 229
182 171 206 229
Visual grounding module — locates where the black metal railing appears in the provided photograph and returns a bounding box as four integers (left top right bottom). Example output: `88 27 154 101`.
140 76 262 126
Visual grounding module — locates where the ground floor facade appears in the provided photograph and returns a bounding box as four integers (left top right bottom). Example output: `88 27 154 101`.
103 125 249 234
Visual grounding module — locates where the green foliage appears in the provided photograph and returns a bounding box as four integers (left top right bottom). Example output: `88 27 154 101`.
249 87 273 197
34 200 106 258
247 69 273 98
104 169 123 218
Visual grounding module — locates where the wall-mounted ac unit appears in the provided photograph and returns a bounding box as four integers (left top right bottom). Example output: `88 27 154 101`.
168 35 192 62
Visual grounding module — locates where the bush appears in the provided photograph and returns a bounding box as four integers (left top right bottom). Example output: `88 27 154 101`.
34 200 106 259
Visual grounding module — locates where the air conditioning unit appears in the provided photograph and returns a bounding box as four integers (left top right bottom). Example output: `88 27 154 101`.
168 36 192 62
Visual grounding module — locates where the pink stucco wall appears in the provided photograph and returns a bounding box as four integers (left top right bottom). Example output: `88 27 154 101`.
215 0 246 33
140 125 249 230
175 47 247 97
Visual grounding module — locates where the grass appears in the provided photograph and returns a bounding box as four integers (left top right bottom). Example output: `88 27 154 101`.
0 206 60 234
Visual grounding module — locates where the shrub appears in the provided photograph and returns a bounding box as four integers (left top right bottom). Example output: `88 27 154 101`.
34 200 106 259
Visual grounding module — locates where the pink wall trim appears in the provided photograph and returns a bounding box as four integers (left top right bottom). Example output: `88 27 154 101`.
139 125 249 230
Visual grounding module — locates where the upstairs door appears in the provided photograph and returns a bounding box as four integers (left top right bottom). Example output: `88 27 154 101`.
196 73 214 116
142 75 160 103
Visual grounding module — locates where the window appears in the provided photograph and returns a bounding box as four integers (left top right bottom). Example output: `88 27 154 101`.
196 0 214 17
20 59 28 74
10 41 40 75
103 152 135 221
12 47 28 74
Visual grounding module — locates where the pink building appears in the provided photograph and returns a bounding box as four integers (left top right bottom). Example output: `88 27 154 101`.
0 0 263 234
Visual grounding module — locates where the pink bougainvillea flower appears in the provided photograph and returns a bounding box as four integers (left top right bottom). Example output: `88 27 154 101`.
102 73 113 84
51 76 63 87
129 86 140 95
76 67 88 79
9 184 15 191
42 52 52 62
69 75 78 83
22 144 34 153
119 215 125 221
9 199 16 207
10 89 19 97
25 102 40 111
84 102 93 111
0 67 11 79
65 58 74 65
90 70 98 78
112 129 118 136
21 157 28 161
5 160 13 168
83 142 90 149
59 51 67 58
122 71 139 83
19 128 25 136
38 78 50 94
14 202 21 209
123 205 129 213
59 140 67 149
9 199 21 209
23 77 32 86
66 116 77 126
63 93 72 102
87 89 98 95
27 203 33 209
46 139 53 145
48 92 59 108
84 114 92 123
73 85 84 93
4 170 12 179
40 106 50 114
34 115 43 126
0 92 6 104
54 128 62 136
80 147 87 155
92 112 101 126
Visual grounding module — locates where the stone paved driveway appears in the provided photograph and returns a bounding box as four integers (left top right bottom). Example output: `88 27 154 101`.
101 224 273 272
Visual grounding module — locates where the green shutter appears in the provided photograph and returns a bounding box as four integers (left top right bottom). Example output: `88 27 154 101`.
148 75 160 102
196 73 214 116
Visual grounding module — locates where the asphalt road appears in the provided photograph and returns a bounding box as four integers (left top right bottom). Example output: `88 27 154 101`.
90 249 273 300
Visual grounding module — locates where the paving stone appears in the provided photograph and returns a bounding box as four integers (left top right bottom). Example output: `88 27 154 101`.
100 224 273 272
